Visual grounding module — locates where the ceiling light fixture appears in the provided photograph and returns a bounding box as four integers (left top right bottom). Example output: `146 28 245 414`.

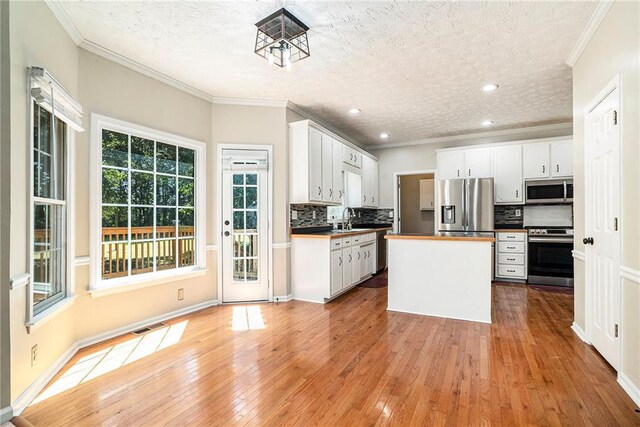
482 84 499 92
349 108 361 114
255 8 310 70
380 133 389 139
482 120 494 126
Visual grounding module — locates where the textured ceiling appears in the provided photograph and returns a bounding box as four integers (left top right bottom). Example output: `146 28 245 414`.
58 1 595 145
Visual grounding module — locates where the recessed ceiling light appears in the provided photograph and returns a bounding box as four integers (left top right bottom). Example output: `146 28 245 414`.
380 133 389 139
349 108 361 114
482 120 494 127
482 84 499 92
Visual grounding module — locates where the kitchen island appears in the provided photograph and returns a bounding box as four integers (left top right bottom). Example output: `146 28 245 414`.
385 233 495 323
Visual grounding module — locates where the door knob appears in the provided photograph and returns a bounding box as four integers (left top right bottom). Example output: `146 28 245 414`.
224 220 230 226
583 237 594 245
224 231 230 237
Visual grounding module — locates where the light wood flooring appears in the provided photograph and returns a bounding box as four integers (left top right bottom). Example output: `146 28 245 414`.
21 280 640 426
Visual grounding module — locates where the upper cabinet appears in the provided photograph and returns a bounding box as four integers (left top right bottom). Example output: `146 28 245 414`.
437 150 465 179
419 179 435 210
523 140 573 179
464 148 493 178
343 146 362 168
550 140 573 177
347 156 379 208
493 146 523 204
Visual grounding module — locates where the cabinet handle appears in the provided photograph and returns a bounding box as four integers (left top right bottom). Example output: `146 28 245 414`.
556 164 560 173
457 170 460 177
468 168 471 176
339 256 342 266
542 165 545 174
368 250 371 258
318 186 322 196
516 189 519 198
372 197 375 203
507 269 516 273
329 188 333 197
363 195 366 203
507 258 515 261
358 253 361 260
349 254 352 262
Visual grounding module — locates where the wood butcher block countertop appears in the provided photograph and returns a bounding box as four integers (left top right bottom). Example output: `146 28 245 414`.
290 227 392 239
385 232 495 242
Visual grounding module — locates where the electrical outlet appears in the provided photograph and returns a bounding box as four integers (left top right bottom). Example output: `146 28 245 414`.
358 212 361 218
389 211 394 218
515 209 522 217
31 344 38 367
312 210 316 219
178 288 184 301
291 210 298 220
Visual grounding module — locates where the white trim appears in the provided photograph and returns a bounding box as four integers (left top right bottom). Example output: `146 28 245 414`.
393 169 438 233
88 268 207 298
9 272 30 290
387 307 491 325
74 256 90 266
211 97 287 108
11 298 219 416
79 40 211 102
620 266 640 284
369 123 572 150
566 1 615 67
571 322 590 344
618 373 640 407
272 242 291 250
273 294 293 302
0 405 13 423
26 295 78 333
206 244 218 252
44 0 83 45
572 250 586 262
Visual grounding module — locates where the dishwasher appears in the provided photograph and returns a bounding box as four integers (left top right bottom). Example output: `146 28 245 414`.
376 230 388 272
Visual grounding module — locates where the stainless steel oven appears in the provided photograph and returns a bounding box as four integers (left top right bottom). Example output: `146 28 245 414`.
525 179 573 204
528 228 574 287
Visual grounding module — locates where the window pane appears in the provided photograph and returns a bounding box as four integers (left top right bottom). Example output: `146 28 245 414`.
246 211 257 231
156 239 176 270
178 178 194 207
131 137 154 171
39 104 51 153
246 234 258 257
131 207 154 240
178 238 195 267
102 169 128 204
101 242 129 279
233 187 244 209
33 204 51 252
53 118 66 200
156 208 176 238
102 206 128 242
156 175 176 206
233 259 245 281
178 147 195 177
246 174 257 185
178 208 194 236
32 204 65 304
246 259 258 282
245 187 257 209
131 241 154 275
233 235 244 258
102 130 128 168
233 211 244 231
38 152 52 198
233 174 244 185
131 171 154 205
156 142 176 174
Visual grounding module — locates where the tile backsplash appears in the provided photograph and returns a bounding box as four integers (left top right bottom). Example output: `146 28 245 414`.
494 205 524 228
290 204 393 228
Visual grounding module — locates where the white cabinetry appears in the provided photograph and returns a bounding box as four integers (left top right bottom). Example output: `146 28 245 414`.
550 140 573 177
523 141 573 179
346 157 379 208
464 148 492 178
291 232 377 303
493 146 523 204
332 139 344 203
419 179 435 210
308 127 323 201
321 134 333 203
523 143 550 179
343 146 362 168
437 150 465 179
495 232 527 281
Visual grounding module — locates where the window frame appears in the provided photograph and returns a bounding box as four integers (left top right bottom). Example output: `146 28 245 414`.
89 114 206 291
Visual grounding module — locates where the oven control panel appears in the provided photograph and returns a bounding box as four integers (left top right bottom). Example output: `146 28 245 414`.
528 229 574 236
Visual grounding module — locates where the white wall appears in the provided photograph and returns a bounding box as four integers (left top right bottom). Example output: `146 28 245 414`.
572 0 640 393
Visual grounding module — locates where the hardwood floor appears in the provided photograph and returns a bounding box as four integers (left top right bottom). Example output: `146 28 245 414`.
22 281 640 426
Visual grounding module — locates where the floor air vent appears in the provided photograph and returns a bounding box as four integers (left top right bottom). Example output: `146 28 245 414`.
132 322 166 335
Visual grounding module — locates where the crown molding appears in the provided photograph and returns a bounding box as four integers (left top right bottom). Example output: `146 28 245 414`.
44 0 84 44
368 122 573 150
566 0 615 67
211 96 288 108
287 102 367 149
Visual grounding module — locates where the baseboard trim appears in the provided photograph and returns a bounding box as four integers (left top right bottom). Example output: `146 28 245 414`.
571 322 590 344
273 294 293 302
0 405 13 423
272 242 291 250
620 265 640 284
618 373 640 407
11 299 220 416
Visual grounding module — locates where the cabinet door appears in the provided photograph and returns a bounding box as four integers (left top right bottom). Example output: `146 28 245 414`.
523 143 550 179
437 151 465 180
342 247 352 288
419 179 435 210
464 148 492 178
308 128 323 201
321 134 333 203
361 157 371 207
352 245 362 283
494 146 523 204
370 160 379 207
330 250 343 295
332 140 344 203
551 140 573 177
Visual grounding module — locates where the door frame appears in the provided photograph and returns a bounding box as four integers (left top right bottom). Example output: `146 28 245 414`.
392 169 438 233
216 144 274 303
583 73 623 369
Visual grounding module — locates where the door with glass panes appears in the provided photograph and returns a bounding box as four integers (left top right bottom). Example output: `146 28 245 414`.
221 150 269 302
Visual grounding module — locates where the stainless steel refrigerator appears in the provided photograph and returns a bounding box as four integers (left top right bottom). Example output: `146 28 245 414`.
438 178 494 232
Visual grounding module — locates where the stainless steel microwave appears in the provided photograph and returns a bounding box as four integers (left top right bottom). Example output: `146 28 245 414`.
525 179 573 204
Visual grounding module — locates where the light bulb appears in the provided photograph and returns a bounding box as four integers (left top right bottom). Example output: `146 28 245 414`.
286 59 292 71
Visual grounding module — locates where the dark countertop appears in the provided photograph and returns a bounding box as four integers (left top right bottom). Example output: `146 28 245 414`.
290 225 392 239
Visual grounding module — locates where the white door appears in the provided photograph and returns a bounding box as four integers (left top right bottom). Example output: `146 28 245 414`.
551 140 574 177
464 148 492 178
330 250 343 296
437 151 465 179
370 160 379 207
361 157 371 206
222 151 269 303
494 146 523 203
332 140 344 203
523 143 550 179
308 128 323 202
342 247 352 289
586 84 621 370
352 245 362 282
321 134 333 203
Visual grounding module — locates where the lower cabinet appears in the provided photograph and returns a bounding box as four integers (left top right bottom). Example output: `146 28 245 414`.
494 231 528 281
292 232 377 303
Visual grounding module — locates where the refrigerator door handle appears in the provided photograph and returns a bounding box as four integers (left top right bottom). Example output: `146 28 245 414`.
462 179 468 229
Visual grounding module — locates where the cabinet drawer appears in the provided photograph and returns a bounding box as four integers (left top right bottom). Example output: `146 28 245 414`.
341 237 352 247
498 265 525 278
353 235 362 244
331 239 342 250
498 242 525 253
498 254 524 265
498 233 526 242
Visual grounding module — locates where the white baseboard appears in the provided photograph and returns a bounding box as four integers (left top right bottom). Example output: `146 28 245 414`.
11 299 219 416
0 405 13 423
618 373 640 407
273 294 293 302
571 322 590 344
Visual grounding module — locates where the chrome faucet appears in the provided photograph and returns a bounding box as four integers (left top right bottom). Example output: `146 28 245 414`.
341 207 353 231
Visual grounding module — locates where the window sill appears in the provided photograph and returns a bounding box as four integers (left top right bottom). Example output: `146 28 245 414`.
89 267 208 299
26 294 78 333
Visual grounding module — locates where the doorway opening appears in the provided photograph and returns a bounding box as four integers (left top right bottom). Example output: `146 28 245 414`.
394 171 437 234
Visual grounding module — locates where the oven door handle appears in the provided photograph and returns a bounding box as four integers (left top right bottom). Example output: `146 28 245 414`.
528 237 574 243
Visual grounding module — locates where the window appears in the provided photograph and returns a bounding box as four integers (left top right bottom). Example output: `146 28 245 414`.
32 102 67 314
93 116 205 288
